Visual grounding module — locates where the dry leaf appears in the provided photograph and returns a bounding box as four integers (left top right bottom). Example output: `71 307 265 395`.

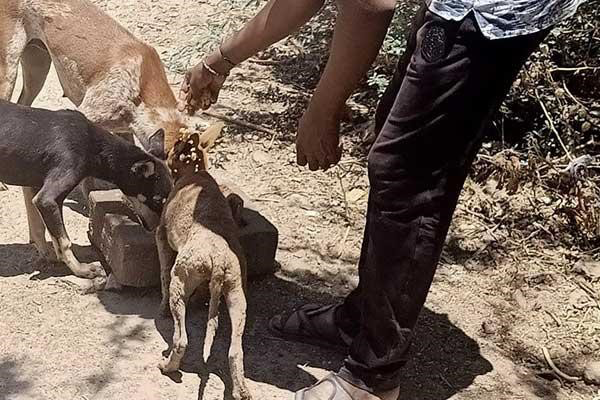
347 188 366 203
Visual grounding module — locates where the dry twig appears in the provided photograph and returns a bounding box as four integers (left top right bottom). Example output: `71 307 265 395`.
336 168 350 221
535 90 573 161
542 346 581 382
202 111 277 136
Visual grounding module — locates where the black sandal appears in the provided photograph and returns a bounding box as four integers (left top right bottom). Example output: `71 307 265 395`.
268 304 352 351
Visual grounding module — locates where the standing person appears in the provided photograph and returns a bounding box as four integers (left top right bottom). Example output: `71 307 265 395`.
179 1 586 399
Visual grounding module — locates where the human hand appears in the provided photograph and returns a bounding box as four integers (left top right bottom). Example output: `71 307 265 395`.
178 61 227 115
296 106 343 171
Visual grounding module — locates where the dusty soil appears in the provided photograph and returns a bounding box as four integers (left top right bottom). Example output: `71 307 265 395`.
1 1 598 400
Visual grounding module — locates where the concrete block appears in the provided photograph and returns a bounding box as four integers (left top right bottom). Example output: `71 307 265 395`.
211 170 279 277
238 208 278 277
88 189 137 249
80 177 119 205
87 170 278 289
97 213 160 287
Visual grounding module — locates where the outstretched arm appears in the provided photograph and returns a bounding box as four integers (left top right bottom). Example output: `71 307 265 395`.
180 0 398 172
180 0 326 112
214 0 326 70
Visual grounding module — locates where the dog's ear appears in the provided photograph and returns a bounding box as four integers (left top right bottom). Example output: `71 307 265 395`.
198 122 225 149
148 129 166 159
187 132 201 148
131 160 156 178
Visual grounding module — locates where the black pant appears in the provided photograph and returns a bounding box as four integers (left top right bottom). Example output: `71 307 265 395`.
336 4 549 392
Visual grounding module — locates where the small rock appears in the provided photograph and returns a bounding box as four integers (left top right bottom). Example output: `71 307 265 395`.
574 259 600 280
482 320 499 335
513 289 530 310
546 345 568 362
288 193 310 209
568 289 591 309
0 183 7 191
251 150 271 164
548 379 562 391
304 210 320 218
347 188 366 203
583 361 600 385
58 275 105 294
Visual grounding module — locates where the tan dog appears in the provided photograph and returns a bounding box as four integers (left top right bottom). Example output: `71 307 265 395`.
156 123 251 400
0 0 192 262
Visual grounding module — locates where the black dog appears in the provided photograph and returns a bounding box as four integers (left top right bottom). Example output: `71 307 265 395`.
0 100 173 280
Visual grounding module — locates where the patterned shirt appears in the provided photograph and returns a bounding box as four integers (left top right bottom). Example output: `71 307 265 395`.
428 0 586 39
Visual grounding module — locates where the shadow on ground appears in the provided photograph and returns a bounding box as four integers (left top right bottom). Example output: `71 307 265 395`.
0 243 98 279
96 271 492 400
0 358 32 400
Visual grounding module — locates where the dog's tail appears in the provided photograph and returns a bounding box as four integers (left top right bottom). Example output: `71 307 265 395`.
203 276 223 363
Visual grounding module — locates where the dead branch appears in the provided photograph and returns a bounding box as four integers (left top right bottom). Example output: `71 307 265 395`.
202 111 278 137
535 90 573 161
542 346 581 382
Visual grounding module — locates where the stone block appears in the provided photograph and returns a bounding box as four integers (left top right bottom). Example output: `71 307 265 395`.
88 189 137 249
80 177 119 205
96 213 160 287
238 208 278 277
87 170 278 289
211 170 279 277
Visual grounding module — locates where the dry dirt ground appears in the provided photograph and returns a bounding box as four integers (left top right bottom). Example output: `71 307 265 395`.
1 1 599 400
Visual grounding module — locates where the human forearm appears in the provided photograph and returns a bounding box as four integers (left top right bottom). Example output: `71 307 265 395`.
309 0 396 116
205 0 325 73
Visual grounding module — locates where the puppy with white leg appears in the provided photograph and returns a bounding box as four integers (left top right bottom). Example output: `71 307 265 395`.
1 0 200 265
0 100 173 280
156 123 251 400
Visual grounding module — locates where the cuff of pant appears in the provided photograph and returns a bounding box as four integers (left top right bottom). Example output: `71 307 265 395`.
338 363 401 394
337 366 374 393
338 356 406 394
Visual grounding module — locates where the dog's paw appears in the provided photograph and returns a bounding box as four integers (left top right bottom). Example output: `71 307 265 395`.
92 275 107 291
232 386 253 400
76 262 107 279
158 357 178 373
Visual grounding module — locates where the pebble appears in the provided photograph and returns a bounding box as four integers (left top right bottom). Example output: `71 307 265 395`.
583 361 600 385
58 275 106 295
482 320 499 335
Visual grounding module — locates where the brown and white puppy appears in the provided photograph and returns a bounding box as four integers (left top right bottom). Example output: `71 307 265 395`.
0 0 194 255
156 123 251 400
